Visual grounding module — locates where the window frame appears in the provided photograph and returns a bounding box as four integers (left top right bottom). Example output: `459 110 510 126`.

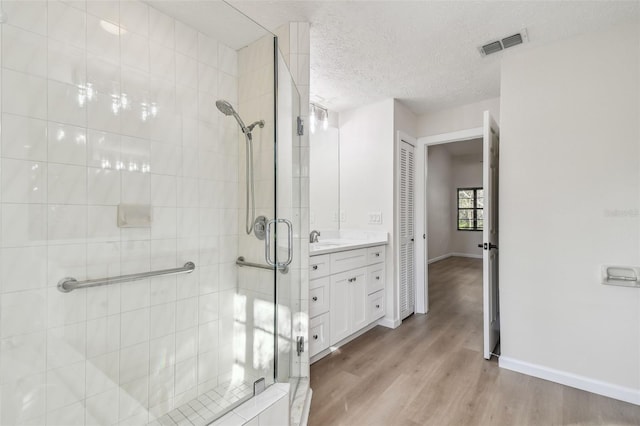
456 187 483 232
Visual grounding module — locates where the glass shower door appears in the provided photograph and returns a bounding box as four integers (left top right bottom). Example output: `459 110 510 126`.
274 45 303 389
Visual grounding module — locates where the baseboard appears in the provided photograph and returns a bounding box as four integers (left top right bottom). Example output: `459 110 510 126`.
451 252 483 259
310 322 379 364
428 252 482 264
499 356 640 406
428 253 452 264
377 317 401 329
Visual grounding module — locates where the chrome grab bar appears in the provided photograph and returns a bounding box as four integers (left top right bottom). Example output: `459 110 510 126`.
57 261 196 293
236 256 288 274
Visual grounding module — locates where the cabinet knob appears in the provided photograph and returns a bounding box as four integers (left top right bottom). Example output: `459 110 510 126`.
313 334 318 340
376 304 380 308
312 265 318 270
375 253 380 257
376 276 380 280
348 277 357 282
312 296 318 301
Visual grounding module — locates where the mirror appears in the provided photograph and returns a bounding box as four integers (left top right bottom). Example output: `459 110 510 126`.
309 116 340 231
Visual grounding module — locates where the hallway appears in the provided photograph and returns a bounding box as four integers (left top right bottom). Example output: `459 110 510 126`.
308 257 640 425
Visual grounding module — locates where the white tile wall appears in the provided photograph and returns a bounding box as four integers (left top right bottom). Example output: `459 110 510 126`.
0 1 255 424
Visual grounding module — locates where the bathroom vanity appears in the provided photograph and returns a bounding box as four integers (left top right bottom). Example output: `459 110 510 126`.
308 233 388 363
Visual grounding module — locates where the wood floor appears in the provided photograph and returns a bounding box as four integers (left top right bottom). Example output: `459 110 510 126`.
309 256 640 425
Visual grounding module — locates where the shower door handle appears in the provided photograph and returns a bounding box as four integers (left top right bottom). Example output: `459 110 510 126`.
265 218 294 270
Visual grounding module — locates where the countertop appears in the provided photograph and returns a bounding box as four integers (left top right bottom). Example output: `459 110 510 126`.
309 237 388 256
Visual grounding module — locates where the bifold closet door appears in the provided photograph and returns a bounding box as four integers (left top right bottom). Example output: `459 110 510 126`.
399 140 415 320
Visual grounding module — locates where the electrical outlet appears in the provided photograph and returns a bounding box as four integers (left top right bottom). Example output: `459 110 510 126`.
332 211 339 222
368 211 382 224
340 211 346 222
310 212 316 224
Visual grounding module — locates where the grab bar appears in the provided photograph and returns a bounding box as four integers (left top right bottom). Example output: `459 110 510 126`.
57 262 196 293
236 256 288 274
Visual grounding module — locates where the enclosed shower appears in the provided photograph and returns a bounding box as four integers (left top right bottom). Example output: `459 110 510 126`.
0 1 306 425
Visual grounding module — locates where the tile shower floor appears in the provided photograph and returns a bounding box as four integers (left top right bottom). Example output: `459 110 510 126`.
151 381 254 426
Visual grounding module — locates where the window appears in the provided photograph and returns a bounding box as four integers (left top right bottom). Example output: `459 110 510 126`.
457 187 483 231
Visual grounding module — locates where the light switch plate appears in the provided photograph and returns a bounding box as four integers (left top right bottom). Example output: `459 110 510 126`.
368 211 382 224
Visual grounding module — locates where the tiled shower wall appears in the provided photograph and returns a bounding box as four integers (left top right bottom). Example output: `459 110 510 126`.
235 33 277 386
0 1 242 424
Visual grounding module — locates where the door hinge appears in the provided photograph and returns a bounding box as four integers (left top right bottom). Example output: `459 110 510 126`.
296 336 305 356
297 116 304 136
253 378 266 396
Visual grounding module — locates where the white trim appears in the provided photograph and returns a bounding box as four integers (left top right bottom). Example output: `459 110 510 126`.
310 322 379 364
416 127 484 316
420 127 484 145
499 356 640 406
451 252 483 259
377 317 401 329
427 253 453 264
427 252 482 264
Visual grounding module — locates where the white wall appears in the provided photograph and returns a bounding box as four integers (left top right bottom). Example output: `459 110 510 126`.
394 99 418 138
499 20 640 403
309 126 340 230
426 145 452 260
339 99 396 324
450 156 483 257
417 97 500 137
339 99 394 234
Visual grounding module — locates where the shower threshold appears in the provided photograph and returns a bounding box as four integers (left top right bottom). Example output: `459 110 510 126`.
151 380 254 426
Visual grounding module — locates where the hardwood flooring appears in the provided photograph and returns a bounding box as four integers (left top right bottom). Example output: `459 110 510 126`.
309 256 640 425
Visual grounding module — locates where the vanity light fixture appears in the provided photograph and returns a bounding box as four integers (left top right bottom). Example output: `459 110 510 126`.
310 103 329 134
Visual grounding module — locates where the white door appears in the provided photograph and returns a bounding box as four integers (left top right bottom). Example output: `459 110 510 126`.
399 140 416 320
483 111 500 360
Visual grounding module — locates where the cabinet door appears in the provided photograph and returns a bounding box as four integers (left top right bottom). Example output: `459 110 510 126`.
309 312 330 357
330 272 351 345
349 267 368 332
310 277 330 318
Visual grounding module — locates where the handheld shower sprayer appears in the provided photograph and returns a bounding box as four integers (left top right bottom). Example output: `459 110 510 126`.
215 99 265 236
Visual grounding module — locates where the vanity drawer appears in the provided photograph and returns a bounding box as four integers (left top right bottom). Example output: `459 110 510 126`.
309 254 331 280
367 290 385 323
309 312 330 357
330 248 367 274
309 277 330 318
367 246 385 265
367 264 385 295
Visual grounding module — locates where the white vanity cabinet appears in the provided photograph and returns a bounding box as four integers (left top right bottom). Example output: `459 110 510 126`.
309 244 386 361
330 267 368 344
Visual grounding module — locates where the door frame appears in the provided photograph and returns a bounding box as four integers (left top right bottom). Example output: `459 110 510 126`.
415 127 484 314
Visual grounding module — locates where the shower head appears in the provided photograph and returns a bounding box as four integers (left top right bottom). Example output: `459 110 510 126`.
215 100 235 116
216 99 247 132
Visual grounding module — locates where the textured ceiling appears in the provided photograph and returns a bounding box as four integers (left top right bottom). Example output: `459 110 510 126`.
169 1 639 115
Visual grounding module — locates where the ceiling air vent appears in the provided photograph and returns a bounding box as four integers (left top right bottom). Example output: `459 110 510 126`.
479 29 528 57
